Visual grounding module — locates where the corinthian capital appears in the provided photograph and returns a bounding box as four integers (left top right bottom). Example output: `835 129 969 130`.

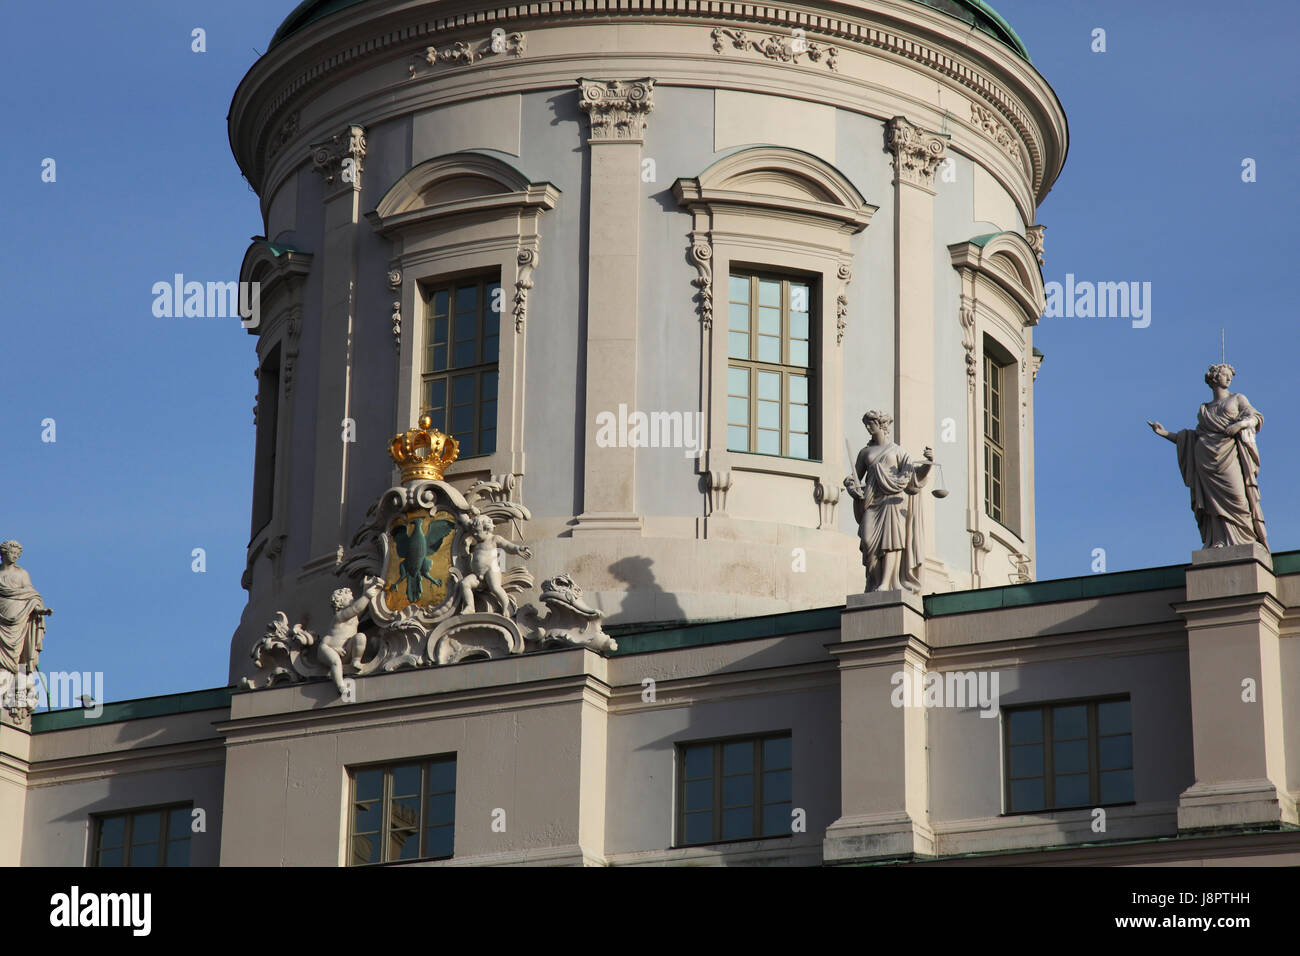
578 78 656 142
886 116 949 190
310 124 366 191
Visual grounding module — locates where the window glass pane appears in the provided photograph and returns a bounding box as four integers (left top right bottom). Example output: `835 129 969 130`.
98 847 124 868
426 792 455 826
1054 773 1089 807
453 338 477 368
757 370 780 401
165 839 190 867
1098 700 1131 736
789 283 809 312
1009 743 1043 778
99 816 126 848
789 404 808 433
391 796 420 832
353 800 381 834
789 375 808 405
482 371 498 402
758 306 780 336
728 275 749 302
1099 735 1132 771
727 397 748 426
757 335 781 364
486 282 501 325
352 835 380 866
763 736 791 769
721 807 753 840
1010 778 1044 812
723 774 753 808
483 331 499 364
355 768 383 802
431 344 448 373
789 340 809 368
132 812 161 844
432 289 449 316
762 803 792 836
452 375 475 406
790 310 809 340
433 314 449 344
763 768 792 803
1100 769 1134 804
168 809 191 840
684 779 713 813
723 741 753 774
757 400 780 430
425 824 454 858
683 812 713 845
757 279 780 307
1008 709 1043 745
1053 739 1089 775
455 284 478 315
390 829 420 861
788 434 809 459
729 302 750 331
757 429 780 455
728 332 750 359
1053 705 1087 740
727 367 749 396
684 745 713 779
130 843 159 867
392 764 421 797
727 425 749 451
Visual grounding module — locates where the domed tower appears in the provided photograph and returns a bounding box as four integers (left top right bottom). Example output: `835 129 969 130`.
227 0 1066 683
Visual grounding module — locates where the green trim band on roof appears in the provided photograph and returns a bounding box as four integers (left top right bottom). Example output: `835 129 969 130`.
268 0 1030 60
31 686 233 733
1273 549 1300 575
609 606 842 657
924 565 1187 617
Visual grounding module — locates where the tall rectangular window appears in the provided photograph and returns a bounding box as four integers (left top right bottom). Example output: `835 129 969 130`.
1004 698 1134 813
250 345 280 536
677 732 792 846
726 272 815 459
983 349 1007 523
93 803 193 867
422 276 500 458
348 756 456 866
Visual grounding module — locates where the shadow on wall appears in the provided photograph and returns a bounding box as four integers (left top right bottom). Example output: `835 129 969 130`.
602 556 686 627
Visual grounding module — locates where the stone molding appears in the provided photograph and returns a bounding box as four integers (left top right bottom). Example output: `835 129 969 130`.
577 78 656 142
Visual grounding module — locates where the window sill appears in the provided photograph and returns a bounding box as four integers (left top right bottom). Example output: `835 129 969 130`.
726 450 827 481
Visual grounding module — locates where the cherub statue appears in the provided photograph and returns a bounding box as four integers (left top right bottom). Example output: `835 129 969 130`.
294 576 384 694
457 513 532 615
1148 363 1268 549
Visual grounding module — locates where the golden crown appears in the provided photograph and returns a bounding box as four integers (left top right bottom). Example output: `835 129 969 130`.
389 413 459 482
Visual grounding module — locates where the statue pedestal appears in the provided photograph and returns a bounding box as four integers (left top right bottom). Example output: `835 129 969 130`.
1174 543 1298 830
824 588 933 862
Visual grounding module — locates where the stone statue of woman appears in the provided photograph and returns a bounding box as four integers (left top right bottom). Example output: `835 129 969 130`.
843 410 934 593
0 540 51 677
1147 363 1268 550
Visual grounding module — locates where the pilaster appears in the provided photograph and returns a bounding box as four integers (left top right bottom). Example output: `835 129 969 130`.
0 715 32 866
574 79 655 535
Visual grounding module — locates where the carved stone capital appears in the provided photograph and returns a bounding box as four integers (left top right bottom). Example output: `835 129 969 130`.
578 78 656 142
886 116 949 190
310 124 366 192
1026 224 1045 266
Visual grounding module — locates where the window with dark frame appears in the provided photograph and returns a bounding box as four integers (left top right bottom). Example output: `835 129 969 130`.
93 803 194 867
726 272 816 460
1004 698 1134 813
348 756 456 866
677 732 792 846
422 275 500 459
983 348 1008 523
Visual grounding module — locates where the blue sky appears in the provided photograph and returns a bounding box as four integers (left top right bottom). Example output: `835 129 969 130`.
2 1 1296 703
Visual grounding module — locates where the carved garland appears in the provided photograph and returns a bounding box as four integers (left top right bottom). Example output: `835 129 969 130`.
835 262 852 345
409 32 526 76
711 27 838 71
959 294 977 389
513 246 538 333
971 102 1025 172
388 269 402 349
690 238 714 329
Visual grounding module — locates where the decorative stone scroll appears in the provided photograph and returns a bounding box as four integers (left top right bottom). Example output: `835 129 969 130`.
710 27 838 71
1025 224 1045 266
971 102 1025 171
413 31 526 75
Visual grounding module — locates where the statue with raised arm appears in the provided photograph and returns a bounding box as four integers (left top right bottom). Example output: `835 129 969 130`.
0 540 51 678
843 411 934 593
1148 363 1268 550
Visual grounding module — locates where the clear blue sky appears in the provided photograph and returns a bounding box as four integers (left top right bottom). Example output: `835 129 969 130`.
2 1 1296 703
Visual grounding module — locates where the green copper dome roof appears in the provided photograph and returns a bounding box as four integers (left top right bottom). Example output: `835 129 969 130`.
269 0 1030 60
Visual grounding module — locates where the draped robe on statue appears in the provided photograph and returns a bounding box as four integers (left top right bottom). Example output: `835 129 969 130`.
853 441 927 592
0 564 45 674
1173 394 1268 549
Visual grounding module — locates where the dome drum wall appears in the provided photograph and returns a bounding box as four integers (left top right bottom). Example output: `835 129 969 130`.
227 0 1065 683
